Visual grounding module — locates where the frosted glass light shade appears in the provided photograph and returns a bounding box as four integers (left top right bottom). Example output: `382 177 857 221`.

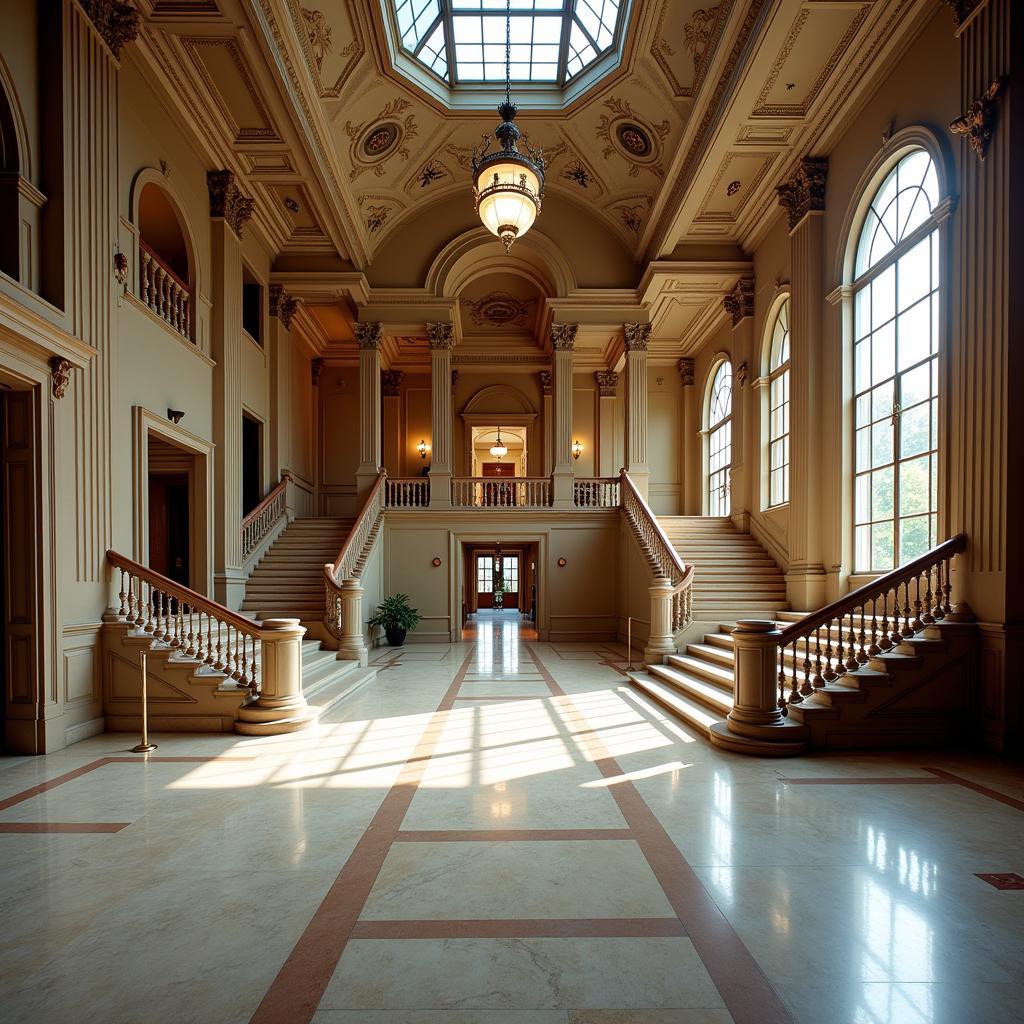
475 160 541 252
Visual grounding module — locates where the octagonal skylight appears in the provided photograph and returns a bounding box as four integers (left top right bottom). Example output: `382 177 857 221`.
391 0 625 86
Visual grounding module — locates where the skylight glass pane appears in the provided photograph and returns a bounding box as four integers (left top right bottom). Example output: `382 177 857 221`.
394 0 624 85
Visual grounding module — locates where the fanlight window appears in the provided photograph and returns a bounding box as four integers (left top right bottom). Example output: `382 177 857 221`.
707 361 733 517
852 149 942 572
391 0 626 85
767 299 791 507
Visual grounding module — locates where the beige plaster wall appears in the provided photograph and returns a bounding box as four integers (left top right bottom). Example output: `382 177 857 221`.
648 366 683 515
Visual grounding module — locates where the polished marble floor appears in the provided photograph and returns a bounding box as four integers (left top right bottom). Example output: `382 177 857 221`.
1 618 1023 1024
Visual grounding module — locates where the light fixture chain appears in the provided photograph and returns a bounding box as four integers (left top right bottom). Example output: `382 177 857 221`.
505 0 511 108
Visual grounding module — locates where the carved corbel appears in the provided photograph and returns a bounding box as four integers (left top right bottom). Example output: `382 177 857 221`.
723 277 755 327
950 77 1007 160
207 170 255 238
269 285 299 330
623 323 652 351
354 321 383 350
776 157 828 232
550 323 578 351
427 322 454 350
49 357 72 399
677 357 695 387
594 370 619 396
735 361 748 387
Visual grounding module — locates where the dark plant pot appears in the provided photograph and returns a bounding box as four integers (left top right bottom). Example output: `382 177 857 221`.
385 627 407 647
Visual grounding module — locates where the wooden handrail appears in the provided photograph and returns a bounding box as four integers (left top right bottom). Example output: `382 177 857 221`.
107 549 267 636
777 534 967 644
242 474 290 530
620 470 689 584
139 238 191 295
330 470 386 578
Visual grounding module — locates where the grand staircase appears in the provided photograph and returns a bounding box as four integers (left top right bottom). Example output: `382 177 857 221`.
629 524 974 751
241 517 354 625
658 516 788 618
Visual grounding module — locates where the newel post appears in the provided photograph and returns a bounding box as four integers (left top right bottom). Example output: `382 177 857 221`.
338 579 368 666
709 620 807 756
235 618 315 734
644 577 676 664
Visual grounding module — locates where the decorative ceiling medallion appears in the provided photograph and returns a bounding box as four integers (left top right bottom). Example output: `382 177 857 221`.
345 99 417 181
362 122 399 157
596 98 670 179
465 291 535 328
284 196 300 213
726 180 741 196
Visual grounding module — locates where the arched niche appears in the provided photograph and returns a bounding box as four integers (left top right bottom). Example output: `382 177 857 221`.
459 383 539 476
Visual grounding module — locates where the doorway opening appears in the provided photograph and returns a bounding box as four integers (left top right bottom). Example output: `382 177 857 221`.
461 541 538 639
148 436 193 589
242 412 262 517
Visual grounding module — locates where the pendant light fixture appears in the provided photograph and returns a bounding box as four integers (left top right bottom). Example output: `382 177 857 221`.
489 427 508 460
472 0 546 254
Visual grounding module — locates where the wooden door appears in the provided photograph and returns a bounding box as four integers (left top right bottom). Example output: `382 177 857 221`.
149 473 190 587
476 554 494 609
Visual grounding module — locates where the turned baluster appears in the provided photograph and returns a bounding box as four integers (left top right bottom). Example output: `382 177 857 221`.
181 292 190 337
823 618 838 681
942 558 953 616
921 567 935 624
788 641 803 704
204 614 215 666
867 597 880 656
812 626 825 689
778 646 789 714
902 581 914 637
857 605 869 664
799 635 813 697
249 636 259 693
845 612 860 671
911 574 925 632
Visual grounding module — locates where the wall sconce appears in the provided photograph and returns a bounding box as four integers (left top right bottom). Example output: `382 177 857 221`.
167 409 185 424
418 439 428 460
572 439 583 461
431 557 442 567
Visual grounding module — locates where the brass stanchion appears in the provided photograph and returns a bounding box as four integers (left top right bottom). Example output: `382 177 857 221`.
626 616 633 672
131 651 158 753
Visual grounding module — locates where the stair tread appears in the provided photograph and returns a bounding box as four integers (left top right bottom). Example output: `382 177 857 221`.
629 674 723 734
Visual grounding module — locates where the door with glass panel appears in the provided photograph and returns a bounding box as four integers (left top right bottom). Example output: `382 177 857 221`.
852 150 941 572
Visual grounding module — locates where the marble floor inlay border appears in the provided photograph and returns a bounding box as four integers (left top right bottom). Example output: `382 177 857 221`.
349 918 688 939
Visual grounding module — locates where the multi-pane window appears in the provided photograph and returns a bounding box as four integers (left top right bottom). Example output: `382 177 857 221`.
707 361 732 517
391 0 625 86
476 556 493 593
767 299 791 507
852 149 941 572
502 556 519 593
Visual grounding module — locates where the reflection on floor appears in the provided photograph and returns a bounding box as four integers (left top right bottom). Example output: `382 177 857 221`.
462 607 539 642
1 616 1023 1024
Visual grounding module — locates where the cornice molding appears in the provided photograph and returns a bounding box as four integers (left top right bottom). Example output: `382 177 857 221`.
776 157 828 233
207 170 255 238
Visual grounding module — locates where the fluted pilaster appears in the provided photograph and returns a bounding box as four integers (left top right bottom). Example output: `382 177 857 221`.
428 323 454 507
623 323 651 497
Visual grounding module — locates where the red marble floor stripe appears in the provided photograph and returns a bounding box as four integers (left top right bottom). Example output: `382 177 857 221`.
394 828 635 842
249 648 475 1024
350 918 686 939
780 777 951 785
0 821 131 833
925 768 1024 811
524 645 796 1024
0 759 110 812
0 755 259 812
453 695 543 701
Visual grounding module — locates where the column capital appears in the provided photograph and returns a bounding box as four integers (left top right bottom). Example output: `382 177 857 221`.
80 0 139 58
539 370 553 396
776 157 828 232
677 357 695 387
207 170 255 238
427 322 455 350
723 277 755 327
311 358 325 386
381 370 404 397
623 323 651 351
550 323 578 351
355 321 383 349
594 370 619 396
936 0 987 31
269 285 299 330
950 76 1007 160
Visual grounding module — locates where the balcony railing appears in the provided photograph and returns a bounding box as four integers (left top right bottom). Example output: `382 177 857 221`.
573 477 620 508
385 477 429 508
451 477 552 508
139 239 191 339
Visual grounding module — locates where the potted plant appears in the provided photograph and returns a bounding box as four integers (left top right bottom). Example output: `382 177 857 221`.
493 563 505 609
368 593 422 647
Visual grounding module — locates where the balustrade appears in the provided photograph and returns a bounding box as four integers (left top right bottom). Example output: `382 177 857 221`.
109 551 267 694
450 477 552 508
139 240 191 339
573 478 620 508
241 475 290 561
385 477 429 508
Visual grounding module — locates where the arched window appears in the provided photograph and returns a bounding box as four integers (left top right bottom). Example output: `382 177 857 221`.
767 299 790 507
706 360 733 516
138 183 193 340
852 149 941 571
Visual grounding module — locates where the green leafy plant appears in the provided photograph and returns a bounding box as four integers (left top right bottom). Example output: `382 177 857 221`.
493 562 505 608
368 593 422 632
